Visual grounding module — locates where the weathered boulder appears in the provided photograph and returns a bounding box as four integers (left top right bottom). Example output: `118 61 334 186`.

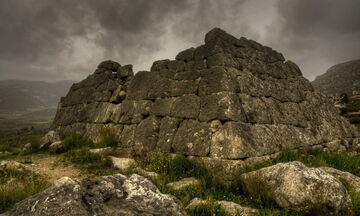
0 160 37 174
89 147 113 155
2 174 187 216
240 161 353 215
134 167 159 179
166 177 200 190
48 141 64 153
187 198 258 216
321 167 360 193
50 27 358 175
109 156 137 171
39 130 60 149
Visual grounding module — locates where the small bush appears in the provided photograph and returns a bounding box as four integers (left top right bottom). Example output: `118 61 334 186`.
144 152 173 175
65 146 100 164
29 136 41 153
96 127 117 148
55 134 93 154
143 152 207 180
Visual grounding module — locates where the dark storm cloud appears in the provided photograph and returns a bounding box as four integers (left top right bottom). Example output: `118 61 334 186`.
275 0 360 80
0 0 359 81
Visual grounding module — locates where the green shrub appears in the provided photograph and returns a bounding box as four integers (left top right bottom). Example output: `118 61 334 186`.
96 127 117 148
239 174 278 209
143 152 207 180
144 152 173 175
55 133 93 154
65 146 100 164
0 168 50 213
21 136 41 155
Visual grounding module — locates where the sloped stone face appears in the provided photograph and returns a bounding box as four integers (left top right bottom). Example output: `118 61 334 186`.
51 27 358 162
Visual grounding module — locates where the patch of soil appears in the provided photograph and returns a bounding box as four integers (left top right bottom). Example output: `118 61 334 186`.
33 155 84 183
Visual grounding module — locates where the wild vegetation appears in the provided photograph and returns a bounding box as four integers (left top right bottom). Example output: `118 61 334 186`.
1 129 360 215
341 99 360 126
0 166 50 213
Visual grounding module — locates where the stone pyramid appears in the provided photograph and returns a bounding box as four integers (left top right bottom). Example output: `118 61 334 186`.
52 28 359 168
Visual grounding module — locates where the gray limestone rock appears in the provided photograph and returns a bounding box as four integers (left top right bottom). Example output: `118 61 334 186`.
2 174 187 216
187 198 258 216
97 60 121 72
172 120 211 156
167 177 200 190
240 161 354 215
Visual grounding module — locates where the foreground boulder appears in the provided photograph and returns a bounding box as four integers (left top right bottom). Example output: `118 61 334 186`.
240 161 353 215
2 174 187 216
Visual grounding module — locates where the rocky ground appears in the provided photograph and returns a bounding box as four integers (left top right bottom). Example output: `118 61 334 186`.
1 139 360 215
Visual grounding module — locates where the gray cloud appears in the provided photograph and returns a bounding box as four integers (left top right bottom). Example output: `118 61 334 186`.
0 0 359 82
275 0 360 80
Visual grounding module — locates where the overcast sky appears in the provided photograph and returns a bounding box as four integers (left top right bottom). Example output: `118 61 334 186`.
0 0 359 82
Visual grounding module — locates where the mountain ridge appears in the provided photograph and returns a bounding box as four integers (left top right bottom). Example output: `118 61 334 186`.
312 59 360 95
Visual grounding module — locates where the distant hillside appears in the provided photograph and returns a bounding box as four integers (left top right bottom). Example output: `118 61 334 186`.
0 80 73 112
312 59 360 95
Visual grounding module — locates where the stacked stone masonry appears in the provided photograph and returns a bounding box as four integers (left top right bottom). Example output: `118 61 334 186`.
52 28 359 165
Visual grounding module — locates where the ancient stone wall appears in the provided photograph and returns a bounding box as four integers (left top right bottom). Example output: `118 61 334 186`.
52 28 359 165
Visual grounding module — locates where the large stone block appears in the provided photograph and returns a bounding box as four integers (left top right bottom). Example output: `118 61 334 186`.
199 92 246 122
134 116 161 151
170 95 200 119
198 66 238 96
157 117 182 152
173 120 211 156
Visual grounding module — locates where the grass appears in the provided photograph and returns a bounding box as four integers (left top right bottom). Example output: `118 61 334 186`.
351 192 360 216
95 127 117 148
238 174 278 209
53 134 117 176
62 146 116 176
243 148 360 176
3 128 360 215
338 178 360 216
134 152 302 215
187 199 229 216
134 150 360 215
0 167 50 213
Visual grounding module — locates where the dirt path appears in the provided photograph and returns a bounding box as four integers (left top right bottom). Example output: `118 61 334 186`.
33 155 85 184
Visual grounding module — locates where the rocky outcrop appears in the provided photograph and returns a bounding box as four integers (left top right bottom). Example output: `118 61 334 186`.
240 161 354 215
51 28 358 175
2 174 187 216
312 59 360 95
